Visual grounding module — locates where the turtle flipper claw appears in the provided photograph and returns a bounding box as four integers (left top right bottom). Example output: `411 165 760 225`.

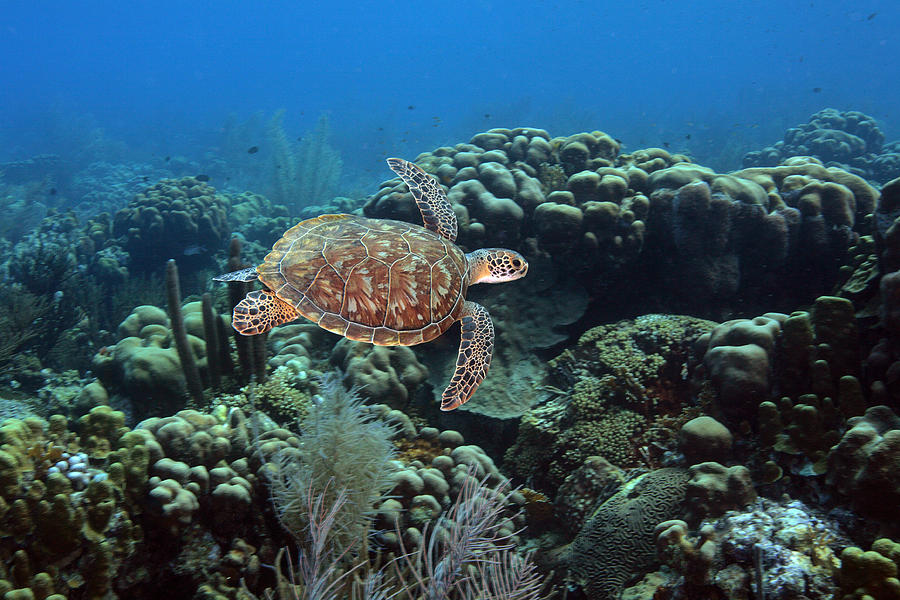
441 301 493 411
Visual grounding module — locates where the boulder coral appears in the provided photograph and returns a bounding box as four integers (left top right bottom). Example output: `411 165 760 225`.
875 176 900 273
364 127 874 318
330 339 429 409
838 538 900 599
92 302 229 419
112 177 229 272
697 314 784 420
827 405 900 519
684 462 757 521
679 416 733 464
743 108 899 184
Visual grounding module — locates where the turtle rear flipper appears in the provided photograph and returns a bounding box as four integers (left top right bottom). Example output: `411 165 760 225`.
213 267 259 282
441 301 493 411
232 290 298 335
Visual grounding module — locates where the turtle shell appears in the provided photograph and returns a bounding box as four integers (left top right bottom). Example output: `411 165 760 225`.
257 214 469 346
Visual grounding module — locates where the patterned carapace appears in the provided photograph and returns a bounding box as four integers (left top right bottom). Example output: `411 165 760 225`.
256 213 469 346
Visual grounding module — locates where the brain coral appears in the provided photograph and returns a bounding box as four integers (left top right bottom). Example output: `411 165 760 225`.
567 467 690 599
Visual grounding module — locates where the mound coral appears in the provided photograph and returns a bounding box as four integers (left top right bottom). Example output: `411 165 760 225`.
364 127 874 319
112 177 229 272
744 108 899 184
827 405 900 519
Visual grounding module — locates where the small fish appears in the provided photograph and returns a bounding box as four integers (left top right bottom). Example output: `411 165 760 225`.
868 12 876 20
663 142 670 148
196 174 210 182
183 245 207 256
407 105 415 110
377 127 384 131
812 87 822 93
49 187 56 195
297 136 303 142
247 146 259 154
165 155 171 162
685 134 691 140
142 176 149 182
614 138 622 144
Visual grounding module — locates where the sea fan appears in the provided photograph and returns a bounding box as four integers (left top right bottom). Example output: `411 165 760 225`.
265 372 396 556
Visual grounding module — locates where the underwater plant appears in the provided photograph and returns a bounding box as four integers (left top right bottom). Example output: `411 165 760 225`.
9 230 76 296
389 471 543 600
264 372 397 555
0 286 51 367
266 111 342 211
253 467 544 600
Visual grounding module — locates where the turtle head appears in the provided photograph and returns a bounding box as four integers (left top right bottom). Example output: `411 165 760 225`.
466 248 528 284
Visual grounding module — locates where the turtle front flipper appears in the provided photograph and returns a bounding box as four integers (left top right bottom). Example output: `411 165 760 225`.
441 301 494 411
387 157 458 242
232 290 298 335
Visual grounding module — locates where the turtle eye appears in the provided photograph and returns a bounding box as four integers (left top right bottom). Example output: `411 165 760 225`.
511 258 522 269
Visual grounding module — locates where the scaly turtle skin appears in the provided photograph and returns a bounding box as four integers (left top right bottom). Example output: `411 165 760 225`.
215 158 528 410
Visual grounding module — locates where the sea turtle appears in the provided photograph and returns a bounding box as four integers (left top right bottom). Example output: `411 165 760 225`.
214 158 528 410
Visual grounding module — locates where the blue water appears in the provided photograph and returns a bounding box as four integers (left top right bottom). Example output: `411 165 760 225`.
1 0 897 184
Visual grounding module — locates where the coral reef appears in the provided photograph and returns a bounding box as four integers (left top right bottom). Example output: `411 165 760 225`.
827 405 900 520
506 314 715 489
112 177 229 273
330 339 429 409
744 108 900 184
6 123 900 599
365 127 874 319
647 498 843 600
91 300 231 419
